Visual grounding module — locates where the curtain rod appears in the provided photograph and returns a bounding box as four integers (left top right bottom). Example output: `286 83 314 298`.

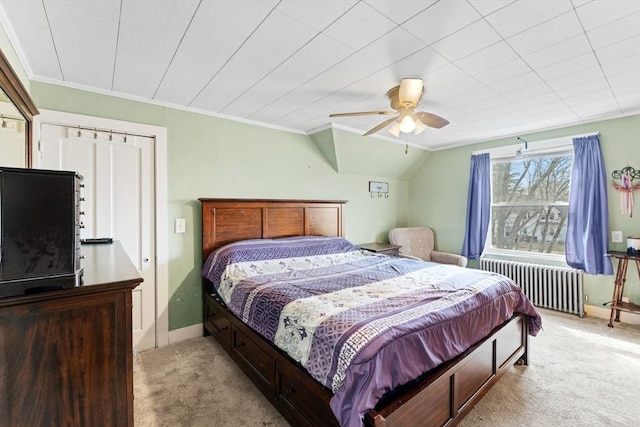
472 131 600 156
39 120 156 140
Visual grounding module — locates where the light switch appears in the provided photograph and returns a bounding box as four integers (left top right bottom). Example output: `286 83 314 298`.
611 231 623 243
175 218 186 234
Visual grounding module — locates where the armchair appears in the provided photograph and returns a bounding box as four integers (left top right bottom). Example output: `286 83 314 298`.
388 227 468 267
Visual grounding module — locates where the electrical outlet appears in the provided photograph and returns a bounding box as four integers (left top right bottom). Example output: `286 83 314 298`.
622 296 630 303
174 218 186 234
611 231 623 243
584 294 589 302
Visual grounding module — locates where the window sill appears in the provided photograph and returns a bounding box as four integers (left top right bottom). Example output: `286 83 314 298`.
482 248 569 266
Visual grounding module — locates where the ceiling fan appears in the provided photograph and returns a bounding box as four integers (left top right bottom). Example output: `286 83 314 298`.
329 78 449 137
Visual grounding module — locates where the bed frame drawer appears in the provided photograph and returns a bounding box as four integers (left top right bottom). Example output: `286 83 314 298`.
232 326 274 388
204 296 231 344
276 368 332 427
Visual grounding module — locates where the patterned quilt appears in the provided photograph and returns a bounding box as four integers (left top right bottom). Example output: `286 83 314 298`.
202 236 542 427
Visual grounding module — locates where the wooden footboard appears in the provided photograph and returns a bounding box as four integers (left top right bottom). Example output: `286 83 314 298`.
203 289 529 427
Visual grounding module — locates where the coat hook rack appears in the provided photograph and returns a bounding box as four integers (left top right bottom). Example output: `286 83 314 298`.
611 166 640 217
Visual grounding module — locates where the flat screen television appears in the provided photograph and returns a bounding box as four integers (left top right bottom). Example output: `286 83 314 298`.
0 167 83 297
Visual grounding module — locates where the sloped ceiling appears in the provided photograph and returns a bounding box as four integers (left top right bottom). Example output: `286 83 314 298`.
309 127 428 179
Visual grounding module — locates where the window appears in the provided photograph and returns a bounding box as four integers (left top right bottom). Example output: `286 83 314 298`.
488 152 573 256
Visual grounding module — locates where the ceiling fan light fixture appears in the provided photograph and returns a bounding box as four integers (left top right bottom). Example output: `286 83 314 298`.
388 121 401 137
414 119 427 135
399 78 423 106
399 115 416 133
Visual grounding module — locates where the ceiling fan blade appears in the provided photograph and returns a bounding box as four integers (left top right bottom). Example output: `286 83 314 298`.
329 111 395 118
414 111 449 129
363 116 399 136
399 79 423 107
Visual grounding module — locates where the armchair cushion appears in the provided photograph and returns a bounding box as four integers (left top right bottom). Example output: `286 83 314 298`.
389 227 467 267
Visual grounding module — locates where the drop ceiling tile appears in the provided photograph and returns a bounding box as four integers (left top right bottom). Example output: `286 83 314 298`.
536 52 600 81
430 75 488 101
523 34 592 70
507 11 583 56
615 91 640 111
601 54 640 79
547 65 606 91
299 53 384 95
117 0 198 59
490 71 544 95
608 69 640 91
502 82 553 103
248 8 319 54
563 88 616 107
576 0 640 31
595 35 640 65
517 97 568 115
422 63 472 92
189 38 298 112
403 0 481 45
366 0 438 24
587 13 640 50
0 0 62 78
359 27 426 67
196 0 275 35
153 18 247 105
474 58 531 86
276 0 357 31
467 0 514 17
112 51 169 98
390 47 451 80
430 20 501 62
223 58 321 117
323 2 397 51
485 0 573 39
55 36 115 89
45 0 119 48
554 78 610 99
455 41 518 75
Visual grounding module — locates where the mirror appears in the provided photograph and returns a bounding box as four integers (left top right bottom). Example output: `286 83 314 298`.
0 47 38 168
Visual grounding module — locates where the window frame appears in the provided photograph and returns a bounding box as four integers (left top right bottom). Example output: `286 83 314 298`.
475 136 577 262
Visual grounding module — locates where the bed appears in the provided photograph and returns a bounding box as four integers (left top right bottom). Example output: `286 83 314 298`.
199 198 541 427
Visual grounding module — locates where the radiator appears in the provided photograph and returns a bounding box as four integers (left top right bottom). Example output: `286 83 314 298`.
480 258 584 317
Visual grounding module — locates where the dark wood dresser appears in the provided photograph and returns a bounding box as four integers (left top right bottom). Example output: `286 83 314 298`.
0 242 142 427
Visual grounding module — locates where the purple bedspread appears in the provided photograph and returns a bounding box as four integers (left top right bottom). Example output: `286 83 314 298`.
202 236 542 427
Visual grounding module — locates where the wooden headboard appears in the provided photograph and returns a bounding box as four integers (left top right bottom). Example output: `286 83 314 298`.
199 199 346 262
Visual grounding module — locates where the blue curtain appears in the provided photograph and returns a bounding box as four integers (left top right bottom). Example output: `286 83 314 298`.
462 153 490 259
565 134 613 275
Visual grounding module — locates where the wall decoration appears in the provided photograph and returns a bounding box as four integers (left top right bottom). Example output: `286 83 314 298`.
611 166 640 217
369 181 389 198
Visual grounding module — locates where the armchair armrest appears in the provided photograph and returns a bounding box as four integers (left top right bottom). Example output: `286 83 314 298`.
431 251 468 267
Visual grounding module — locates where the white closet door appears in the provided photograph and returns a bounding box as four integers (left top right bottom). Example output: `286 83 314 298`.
38 124 156 353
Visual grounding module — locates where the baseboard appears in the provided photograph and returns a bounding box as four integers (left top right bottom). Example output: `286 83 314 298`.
584 304 640 325
168 323 204 344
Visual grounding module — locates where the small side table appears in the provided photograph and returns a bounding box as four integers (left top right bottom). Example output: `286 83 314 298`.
606 251 640 327
358 242 401 257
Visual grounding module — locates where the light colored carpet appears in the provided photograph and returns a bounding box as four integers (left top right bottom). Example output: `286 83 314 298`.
134 309 640 427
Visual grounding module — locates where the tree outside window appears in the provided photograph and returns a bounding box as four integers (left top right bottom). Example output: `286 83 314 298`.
490 154 572 255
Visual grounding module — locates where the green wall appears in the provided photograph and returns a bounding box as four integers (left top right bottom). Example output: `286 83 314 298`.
408 114 640 311
29 81 413 330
